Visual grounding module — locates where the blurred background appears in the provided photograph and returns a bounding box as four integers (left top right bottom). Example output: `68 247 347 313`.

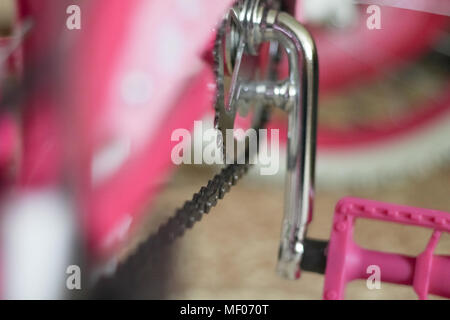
0 0 449 299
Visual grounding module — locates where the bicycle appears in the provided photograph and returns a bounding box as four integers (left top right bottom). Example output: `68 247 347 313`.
0 0 448 299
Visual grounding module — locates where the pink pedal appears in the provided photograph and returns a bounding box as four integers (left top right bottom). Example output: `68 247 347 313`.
323 197 450 300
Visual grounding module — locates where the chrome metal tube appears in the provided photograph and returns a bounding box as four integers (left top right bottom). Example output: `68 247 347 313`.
218 1 319 280
267 10 319 280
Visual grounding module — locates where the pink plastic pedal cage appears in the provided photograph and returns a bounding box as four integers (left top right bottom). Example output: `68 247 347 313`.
0 0 448 299
325 197 450 299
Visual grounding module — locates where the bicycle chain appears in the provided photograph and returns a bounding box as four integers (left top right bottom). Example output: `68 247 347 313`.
93 156 266 299
93 110 269 296
93 12 271 296
115 164 249 272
